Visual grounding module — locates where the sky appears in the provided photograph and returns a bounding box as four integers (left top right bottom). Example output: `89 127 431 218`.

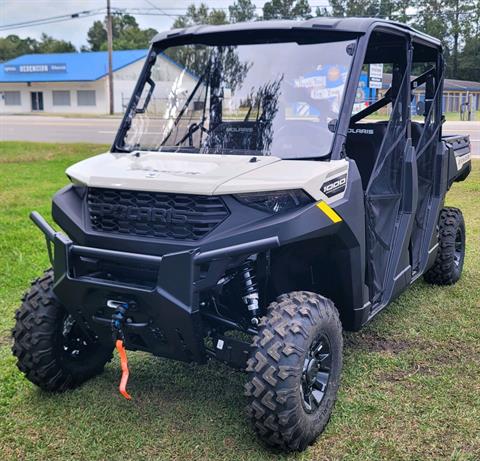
0 0 331 49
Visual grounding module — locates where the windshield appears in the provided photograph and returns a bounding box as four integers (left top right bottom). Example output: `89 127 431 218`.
118 39 355 159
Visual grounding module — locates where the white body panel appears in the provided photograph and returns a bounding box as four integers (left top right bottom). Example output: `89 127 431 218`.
66 151 349 202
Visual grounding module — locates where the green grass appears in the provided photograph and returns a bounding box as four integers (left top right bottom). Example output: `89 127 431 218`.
0 142 479 461
442 111 480 122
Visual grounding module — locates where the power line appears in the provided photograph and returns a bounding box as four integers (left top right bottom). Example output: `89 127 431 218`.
0 9 105 31
1 6 478 32
142 0 176 18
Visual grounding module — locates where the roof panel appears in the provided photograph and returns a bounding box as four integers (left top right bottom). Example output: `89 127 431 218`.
0 49 148 83
152 17 441 47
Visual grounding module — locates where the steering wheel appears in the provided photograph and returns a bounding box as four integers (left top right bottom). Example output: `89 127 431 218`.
272 120 333 158
175 120 209 147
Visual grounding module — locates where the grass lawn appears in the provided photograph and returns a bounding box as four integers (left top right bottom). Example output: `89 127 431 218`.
0 141 478 461
443 111 480 122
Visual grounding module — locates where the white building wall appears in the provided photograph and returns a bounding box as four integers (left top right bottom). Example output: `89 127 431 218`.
0 81 107 114
113 58 145 113
111 56 198 114
0 55 196 115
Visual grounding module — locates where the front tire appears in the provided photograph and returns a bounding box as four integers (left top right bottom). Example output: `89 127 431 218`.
245 291 343 452
424 207 466 285
12 269 113 392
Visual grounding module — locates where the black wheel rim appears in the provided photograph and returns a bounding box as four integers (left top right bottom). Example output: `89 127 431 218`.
301 334 332 414
454 228 463 268
61 315 93 360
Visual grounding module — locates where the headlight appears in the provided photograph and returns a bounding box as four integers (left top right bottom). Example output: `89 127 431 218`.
233 190 313 214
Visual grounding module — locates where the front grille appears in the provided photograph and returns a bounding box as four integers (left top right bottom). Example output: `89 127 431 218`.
87 188 230 240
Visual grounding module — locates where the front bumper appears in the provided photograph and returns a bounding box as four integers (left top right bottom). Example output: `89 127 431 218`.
31 211 279 363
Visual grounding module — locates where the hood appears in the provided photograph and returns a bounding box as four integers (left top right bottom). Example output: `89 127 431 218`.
66 151 281 195
66 151 349 202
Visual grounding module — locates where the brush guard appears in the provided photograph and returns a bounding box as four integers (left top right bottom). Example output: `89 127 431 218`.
30 211 279 364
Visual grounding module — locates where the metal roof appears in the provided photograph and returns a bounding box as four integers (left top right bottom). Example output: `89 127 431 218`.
152 17 441 47
382 73 480 91
0 49 148 83
443 78 480 92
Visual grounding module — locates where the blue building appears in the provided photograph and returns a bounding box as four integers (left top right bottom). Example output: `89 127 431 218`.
0 50 170 114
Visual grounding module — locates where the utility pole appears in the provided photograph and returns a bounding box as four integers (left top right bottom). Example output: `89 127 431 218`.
107 0 114 115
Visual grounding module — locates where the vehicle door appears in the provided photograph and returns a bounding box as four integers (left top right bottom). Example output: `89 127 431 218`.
360 32 418 307
409 46 445 277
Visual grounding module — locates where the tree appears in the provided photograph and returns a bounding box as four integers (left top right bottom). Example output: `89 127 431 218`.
262 0 312 20
0 35 37 62
229 0 257 22
85 20 107 51
86 13 157 51
0 34 76 62
456 36 480 81
455 0 480 81
444 0 476 77
413 0 476 79
324 0 379 17
172 3 228 28
36 33 76 54
314 0 479 80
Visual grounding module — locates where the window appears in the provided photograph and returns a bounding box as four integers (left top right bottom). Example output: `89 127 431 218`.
4 91 21 106
121 39 355 158
77 90 96 106
52 90 71 106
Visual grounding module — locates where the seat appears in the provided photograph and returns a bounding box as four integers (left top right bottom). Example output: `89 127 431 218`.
203 121 260 151
345 122 388 188
411 121 424 149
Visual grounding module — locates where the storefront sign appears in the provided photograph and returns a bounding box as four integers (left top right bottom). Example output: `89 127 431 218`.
369 63 383 89
4 63 67 74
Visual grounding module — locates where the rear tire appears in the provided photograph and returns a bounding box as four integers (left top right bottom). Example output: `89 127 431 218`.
424 207 466 285
12 269 113 392
245 291 343 452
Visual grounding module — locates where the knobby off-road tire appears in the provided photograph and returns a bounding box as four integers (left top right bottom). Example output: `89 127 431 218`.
424 207 466 285
245 291 343 452
12 269 113 392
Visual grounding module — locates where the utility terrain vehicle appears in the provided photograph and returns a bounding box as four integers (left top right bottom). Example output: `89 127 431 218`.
13 18 471 451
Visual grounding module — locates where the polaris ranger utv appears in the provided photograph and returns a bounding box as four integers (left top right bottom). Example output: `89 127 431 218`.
13 18 471 451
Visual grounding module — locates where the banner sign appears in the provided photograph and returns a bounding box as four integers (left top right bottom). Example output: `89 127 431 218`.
4 63 67 74
369 63 383 89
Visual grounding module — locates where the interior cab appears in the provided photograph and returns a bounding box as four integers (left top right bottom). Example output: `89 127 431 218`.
346 31 443 190
343 26 445 310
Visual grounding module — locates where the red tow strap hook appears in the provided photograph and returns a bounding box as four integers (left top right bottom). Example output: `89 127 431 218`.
115 339 132 400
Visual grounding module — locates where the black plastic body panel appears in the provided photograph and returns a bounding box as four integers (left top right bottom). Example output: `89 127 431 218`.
442 135 471 186
45 166 369 363
43 222 282 363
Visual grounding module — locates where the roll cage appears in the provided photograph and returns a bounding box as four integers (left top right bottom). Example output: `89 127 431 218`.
111 18 447 324
113 18 441 159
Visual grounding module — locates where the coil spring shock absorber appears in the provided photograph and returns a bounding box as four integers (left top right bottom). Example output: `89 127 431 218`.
241 257 260 326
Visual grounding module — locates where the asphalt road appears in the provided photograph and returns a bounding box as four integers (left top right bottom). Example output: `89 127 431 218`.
442 121 480 157
0 115 122 145
1 115 479 156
